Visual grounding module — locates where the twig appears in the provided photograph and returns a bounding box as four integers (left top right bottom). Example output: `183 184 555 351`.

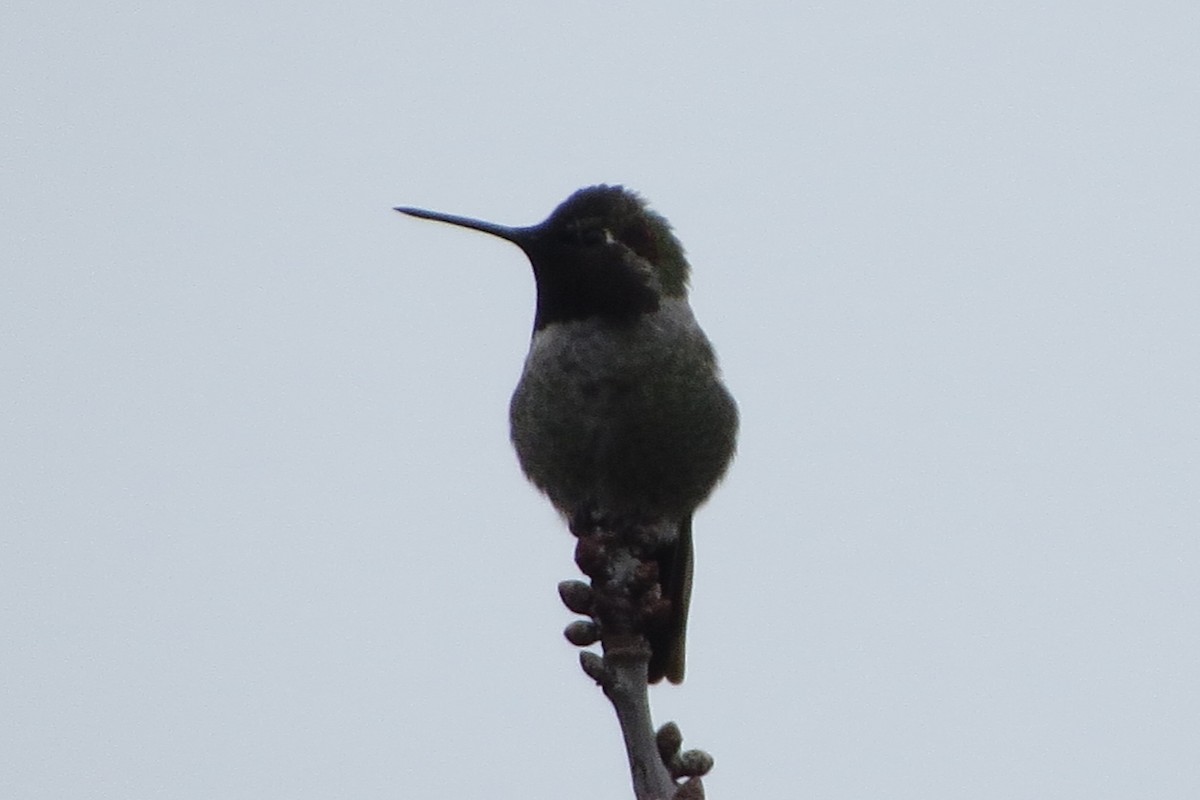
560 514 712 799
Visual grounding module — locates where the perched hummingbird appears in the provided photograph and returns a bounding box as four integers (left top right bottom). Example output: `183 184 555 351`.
396 186 737 683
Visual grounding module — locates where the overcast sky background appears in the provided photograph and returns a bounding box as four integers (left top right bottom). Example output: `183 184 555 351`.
3 3 1198 798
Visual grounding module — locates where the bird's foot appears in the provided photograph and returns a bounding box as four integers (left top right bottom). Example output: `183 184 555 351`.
560 518 672 649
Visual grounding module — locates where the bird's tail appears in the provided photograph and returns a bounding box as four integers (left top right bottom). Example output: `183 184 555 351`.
648 516 693 684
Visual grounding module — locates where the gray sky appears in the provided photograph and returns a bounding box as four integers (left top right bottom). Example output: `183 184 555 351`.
3 2 1198 798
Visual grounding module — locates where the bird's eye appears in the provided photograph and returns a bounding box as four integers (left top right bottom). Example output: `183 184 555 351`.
577 227 606 246
561 219 615 247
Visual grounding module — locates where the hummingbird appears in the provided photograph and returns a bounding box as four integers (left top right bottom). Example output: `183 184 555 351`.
395 186 737 683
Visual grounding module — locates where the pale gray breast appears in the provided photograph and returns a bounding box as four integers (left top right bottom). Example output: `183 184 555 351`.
509 300 735 518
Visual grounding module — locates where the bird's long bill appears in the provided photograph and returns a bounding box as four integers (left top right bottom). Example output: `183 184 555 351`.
394 206 532 246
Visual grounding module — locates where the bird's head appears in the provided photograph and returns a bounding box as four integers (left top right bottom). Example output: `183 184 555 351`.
397 185 691 330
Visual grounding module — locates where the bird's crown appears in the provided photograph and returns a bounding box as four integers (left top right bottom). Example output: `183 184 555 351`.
542 185 690 297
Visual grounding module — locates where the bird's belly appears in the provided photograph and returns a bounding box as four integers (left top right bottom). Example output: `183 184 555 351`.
508 315 736 519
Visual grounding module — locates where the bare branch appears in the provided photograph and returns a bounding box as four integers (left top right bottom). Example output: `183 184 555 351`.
562 513 713 800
